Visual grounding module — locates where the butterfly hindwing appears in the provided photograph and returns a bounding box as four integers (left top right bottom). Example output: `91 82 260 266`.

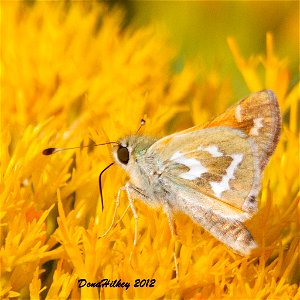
148 126 260 217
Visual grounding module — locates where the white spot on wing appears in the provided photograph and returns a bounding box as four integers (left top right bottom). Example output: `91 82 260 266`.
250 118 264 136
210 153 243 198
170 151 207 180
170 151 181 160
235 105 242 122
198 145 223 157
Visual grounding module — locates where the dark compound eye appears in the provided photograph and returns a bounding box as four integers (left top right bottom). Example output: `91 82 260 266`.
117 146 129 164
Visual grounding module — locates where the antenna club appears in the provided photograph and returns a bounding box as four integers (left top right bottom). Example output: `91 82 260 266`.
42 148 57 155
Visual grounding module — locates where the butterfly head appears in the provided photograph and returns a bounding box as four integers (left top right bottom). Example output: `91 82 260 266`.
113 135 158 171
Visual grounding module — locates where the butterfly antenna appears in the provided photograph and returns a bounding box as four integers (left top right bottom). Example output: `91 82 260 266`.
136 119 146 134
42 141 118 155
99 162 115 211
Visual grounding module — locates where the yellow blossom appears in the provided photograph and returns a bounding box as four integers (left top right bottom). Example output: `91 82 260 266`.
1 1 299 299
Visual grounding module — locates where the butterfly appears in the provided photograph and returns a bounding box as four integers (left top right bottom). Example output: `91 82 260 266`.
111 89 281 256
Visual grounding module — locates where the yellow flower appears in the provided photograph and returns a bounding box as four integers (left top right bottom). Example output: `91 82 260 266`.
1 1 298 299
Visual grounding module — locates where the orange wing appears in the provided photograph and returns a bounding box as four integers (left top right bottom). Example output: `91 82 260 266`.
178 90 281 170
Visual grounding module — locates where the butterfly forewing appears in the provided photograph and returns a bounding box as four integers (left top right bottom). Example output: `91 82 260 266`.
177 90 281 170
205 90 281 169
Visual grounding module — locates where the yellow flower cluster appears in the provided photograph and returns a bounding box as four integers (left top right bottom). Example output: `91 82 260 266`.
1 2 299 299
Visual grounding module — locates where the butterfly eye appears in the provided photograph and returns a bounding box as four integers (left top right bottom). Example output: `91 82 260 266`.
117 146 129 164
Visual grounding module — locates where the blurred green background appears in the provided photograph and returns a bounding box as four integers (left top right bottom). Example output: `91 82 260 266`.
110 1 298 96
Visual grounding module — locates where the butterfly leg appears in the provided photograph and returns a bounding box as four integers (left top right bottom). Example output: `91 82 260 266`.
123 183 141 266
124 183 139 248
98 186 124 238
125 183 154 246
163 203 179 279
